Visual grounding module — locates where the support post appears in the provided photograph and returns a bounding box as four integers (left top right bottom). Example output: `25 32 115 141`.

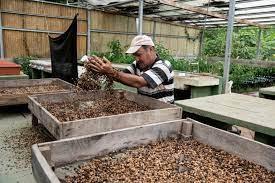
87 9 91 55
0 10 4 59
222 0 236 94
138 0 144 35
256 28 262 61
152 21 156 42
199 30 204 57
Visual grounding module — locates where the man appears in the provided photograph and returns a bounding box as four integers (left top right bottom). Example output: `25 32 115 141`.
88 35 174 103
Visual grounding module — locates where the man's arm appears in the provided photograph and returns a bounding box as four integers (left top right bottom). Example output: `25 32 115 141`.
109 69 147 88
88 56 148 88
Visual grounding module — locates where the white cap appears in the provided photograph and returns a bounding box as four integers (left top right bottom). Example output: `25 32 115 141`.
125 35 155 54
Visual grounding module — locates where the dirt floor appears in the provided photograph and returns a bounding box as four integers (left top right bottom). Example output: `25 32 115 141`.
0 106 53 183
63 138 275 183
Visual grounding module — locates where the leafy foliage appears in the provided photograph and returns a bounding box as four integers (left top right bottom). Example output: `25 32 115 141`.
104 40 133 64
203 27 275 60
13 56 38 77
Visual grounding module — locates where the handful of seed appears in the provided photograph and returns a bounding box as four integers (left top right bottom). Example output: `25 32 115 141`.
77 56 114 91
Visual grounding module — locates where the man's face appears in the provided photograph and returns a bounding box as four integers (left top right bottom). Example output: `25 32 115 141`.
133 46 154 70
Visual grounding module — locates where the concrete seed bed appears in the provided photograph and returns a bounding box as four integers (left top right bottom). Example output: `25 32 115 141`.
32 118 275 183
28 90 182 139
0 78 74 106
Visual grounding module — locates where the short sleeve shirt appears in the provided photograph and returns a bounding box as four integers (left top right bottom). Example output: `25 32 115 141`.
123 57 174 103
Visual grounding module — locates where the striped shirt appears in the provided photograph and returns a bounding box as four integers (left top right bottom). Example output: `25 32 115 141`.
123 58 174 103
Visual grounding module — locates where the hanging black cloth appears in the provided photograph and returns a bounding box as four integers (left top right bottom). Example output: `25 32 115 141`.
49 14 78 84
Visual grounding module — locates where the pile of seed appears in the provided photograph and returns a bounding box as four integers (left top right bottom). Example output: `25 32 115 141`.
0 84 67 95
77 61 114 91
2 125 53 169
65 138 274 183
41 94 149 122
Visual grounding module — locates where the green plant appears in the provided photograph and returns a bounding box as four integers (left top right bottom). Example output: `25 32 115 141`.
155 43 175 62
203 27 275 60
103 40 134 64
13 56 37 77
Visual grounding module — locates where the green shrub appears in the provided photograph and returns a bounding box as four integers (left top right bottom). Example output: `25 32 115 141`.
13 56 37 77
203 27 275 60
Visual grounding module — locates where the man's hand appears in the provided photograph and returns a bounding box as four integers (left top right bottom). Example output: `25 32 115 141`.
87 56 113 74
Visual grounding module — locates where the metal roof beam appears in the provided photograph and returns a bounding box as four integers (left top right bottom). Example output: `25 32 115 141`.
94 0 137 9
159 0 266 28
236 0 270 3
145 8 182 15
217 4 275 11
188 16 275 23
235 11 275 17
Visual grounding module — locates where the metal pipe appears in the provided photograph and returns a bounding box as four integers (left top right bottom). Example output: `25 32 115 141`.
152 21 156 42
138 0 144 35
199 31 204 57
0 10 4 59
87 10 91 55
2 27 87 36
30 0 87 9
223 0 236 94
256 28 262 60
1 9 87 21
90 29 197 39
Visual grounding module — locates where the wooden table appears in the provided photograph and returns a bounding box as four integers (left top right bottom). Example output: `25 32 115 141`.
174 72 221 99
259 86 275 100
175 93 275 145
29 59 85 79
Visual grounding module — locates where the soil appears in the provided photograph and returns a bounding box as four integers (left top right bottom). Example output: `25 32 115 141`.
65 138 275 183
0 84 67 95
41 94 150 122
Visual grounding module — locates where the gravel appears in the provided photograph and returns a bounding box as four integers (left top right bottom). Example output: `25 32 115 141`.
65 138 275 183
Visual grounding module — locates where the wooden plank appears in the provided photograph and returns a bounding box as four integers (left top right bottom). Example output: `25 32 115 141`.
31 144 60 183
46 119 185 167
28 96 61 139
0 78 74 106
0 78 54 87
174 72 220 87
190 118 275 171
160 0 266 28
175 93 275 136
259 86 275 96
62 108 181 138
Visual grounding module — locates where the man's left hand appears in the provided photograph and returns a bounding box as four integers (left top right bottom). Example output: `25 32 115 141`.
87 55 113 75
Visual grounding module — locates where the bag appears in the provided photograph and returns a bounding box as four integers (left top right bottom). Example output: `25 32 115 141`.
49 14 78 84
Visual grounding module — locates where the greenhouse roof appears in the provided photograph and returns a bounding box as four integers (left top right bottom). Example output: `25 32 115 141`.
84 0 275 28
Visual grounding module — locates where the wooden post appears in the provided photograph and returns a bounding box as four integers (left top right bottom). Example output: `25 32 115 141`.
0 10 4 58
